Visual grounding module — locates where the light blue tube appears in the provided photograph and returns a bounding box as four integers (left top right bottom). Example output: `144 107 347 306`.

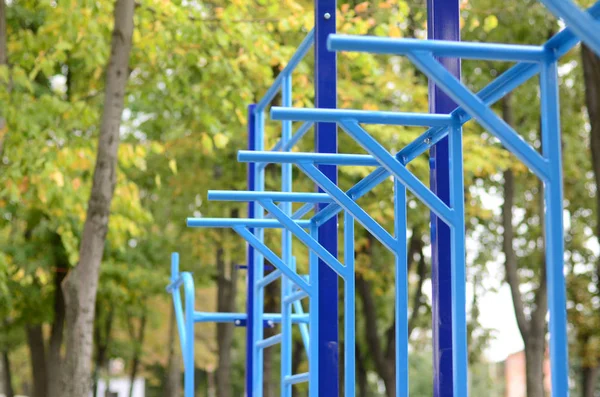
234 226 313 295
293 300 310 351
257 333 283 349
187 217 311 229
339 120 455 225
408 51 549 179
182 272 195 397
256 269 282 289
540 0 600 56
327 35 546 62
540 58 569 396
344 212 356 396
208 190 335 203
300 163 396 252
271 106 453 126
394 180 409 397
193 312 309 324
283 289 309 304
281 73 294 397
308 222 319 396
260 200 348 277
239 150 380 166
256 30 315 112
282 122 314 151
169 253 187 367
449 123 468 397
284 372 310 385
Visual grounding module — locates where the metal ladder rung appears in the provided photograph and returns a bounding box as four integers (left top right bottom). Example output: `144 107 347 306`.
283 289 308 304
283 372 309 385
256 333 282 349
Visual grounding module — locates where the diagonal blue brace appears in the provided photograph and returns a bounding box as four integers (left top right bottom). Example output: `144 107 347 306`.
338 120 455 225
233 226 313 295
259 199 349 278
539 0 600 56
407 51 550 180
298 163 397 251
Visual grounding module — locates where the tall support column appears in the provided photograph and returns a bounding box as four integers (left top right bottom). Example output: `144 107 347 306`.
281 75 293 397
394 179 409 397
315 1 338 396
252 110 266 396
427 0 460 395
245 104 256 397
540 56 569 396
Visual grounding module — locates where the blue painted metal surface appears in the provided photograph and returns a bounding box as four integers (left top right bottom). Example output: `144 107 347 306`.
427 1 460 395
315 1 339 396
245 103 256 397
166 1 600 394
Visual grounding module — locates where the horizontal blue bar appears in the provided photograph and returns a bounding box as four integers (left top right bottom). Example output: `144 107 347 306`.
256 30 315 112
327 35 546 62
256 333 282 349
283 289 309 304
239 151 380 166
187 218 311 229
208 190 335 203
256 269 282 288
284 372 309 385
194 312 309 324
271 107 453 126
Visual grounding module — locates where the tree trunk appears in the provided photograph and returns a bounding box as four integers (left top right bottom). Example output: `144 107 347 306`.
59 1 134 396
263 276 279 397
164 305 181 397
355 343 369 397
26 325 48 397
48 264 67 397
581 365 599 397
92 305 114 397
0 0 9 158
1 350 14 397
128 307 148 397
501 94 548 397
215 237 237 397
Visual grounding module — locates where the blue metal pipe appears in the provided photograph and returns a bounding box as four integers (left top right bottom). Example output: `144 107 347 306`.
540 0 600 56
182 272 195 397
208 190 335 203
193 312 310 324
255 30 315 112
239 150 380 166
343 212 356 397
260 200 348 278
187 218 311 229
256 333 283 349
394 180 409 397
283 289 309 304
256 269 282 289
271 106 453 126
408 51 550 179
284 372 310 385
328 35 546 62
234 226 313 295
540 58 569 396
282 122 314 151
300 163 397 251
245 103 256 397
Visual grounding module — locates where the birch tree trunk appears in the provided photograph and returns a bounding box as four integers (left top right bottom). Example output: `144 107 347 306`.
60 1 134 395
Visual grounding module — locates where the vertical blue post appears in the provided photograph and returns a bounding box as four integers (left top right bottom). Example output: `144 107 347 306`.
183 272 195 397
253 110 266 396
245 104 256 397
309 222 320 397
394 180 409 397
448 122 467 396
344 212 355 397
540 56 569 396
315 1 338 395
281 75 293 397
427 0 460 395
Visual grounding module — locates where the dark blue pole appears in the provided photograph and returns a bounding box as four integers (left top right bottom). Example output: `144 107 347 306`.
427 1 460 396
245 103 256 397
315 1 338 395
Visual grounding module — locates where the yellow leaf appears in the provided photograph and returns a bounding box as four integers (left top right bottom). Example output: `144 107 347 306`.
155 174 161 188
169 159 178 174
214 133 229 149
51 171 64 187
389 24 401 38
355 2 369 13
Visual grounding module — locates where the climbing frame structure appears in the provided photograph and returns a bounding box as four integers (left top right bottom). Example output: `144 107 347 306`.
167 0 600 395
